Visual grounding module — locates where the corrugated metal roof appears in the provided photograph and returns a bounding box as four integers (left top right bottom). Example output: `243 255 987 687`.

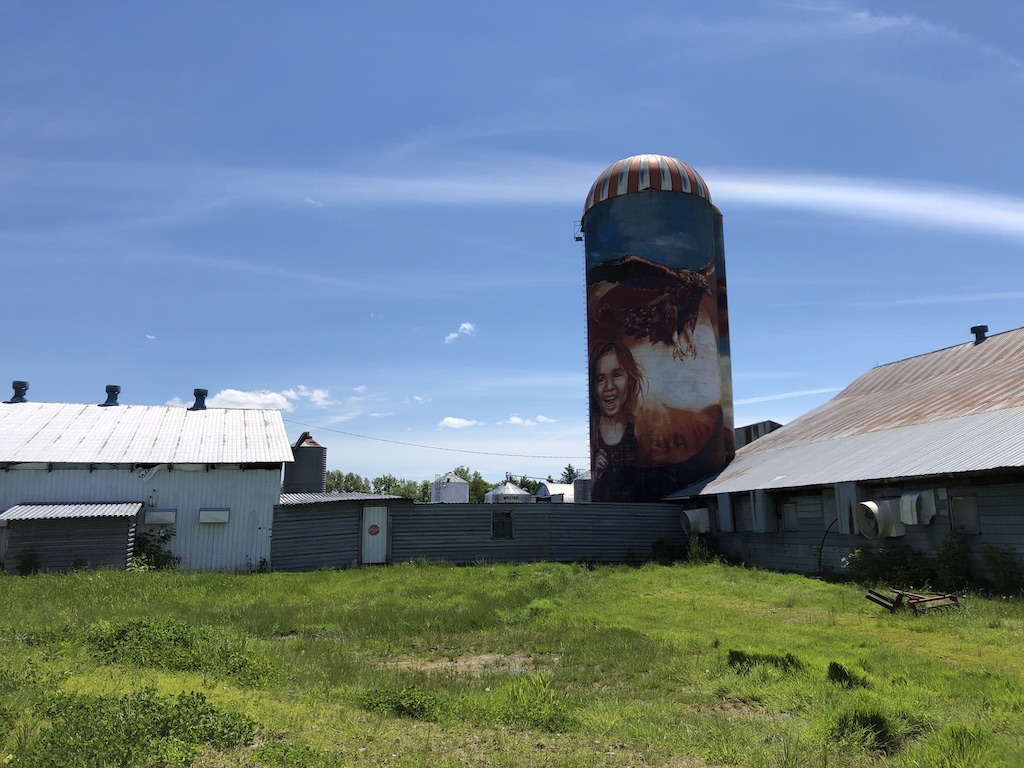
676 327 1024 496
0 403 293 464
1 502 143 521
278 492 402 505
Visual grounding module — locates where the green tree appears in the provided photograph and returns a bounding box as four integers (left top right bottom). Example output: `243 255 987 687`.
515 475 539 495
372 474 400 495
325 470 371 493
559 464 581 484
453 465 494 503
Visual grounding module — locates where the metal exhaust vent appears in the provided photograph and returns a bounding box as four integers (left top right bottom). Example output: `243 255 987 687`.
5 381 28 404
188 388 208 411
99 385 121 407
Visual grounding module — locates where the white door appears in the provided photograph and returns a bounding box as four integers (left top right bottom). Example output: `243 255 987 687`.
361 506 389 564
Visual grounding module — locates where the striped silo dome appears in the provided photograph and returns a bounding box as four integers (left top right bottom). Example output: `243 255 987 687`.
582 154 711 219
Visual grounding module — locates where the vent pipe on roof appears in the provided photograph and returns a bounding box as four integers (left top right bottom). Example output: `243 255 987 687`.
5 381 28 404
971 324 989 344
188 388 208 411
99 384 121 407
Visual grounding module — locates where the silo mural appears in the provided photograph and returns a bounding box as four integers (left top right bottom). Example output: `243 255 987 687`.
581 154 733 502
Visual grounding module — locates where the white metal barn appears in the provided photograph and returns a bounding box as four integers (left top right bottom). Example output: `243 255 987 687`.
0 386 293 572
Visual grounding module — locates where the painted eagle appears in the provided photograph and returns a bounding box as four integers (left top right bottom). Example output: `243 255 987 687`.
589 254 712 361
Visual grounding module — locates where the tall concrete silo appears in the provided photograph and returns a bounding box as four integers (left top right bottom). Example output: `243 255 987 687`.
580 154 733 502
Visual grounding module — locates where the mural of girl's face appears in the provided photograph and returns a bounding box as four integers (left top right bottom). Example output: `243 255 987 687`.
595 351 629 420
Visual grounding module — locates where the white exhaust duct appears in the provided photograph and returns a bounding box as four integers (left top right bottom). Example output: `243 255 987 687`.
854 499 905 539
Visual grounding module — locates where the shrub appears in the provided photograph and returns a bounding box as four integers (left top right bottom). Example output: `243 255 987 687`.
842 543 935 589
501 674 574 732
358 686 442 720
980 546 1024 596
934 532 972 592
14 688 256 767
131 527 180 570
86 617 274 687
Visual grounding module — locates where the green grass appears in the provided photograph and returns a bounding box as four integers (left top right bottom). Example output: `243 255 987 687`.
1 561 1023 766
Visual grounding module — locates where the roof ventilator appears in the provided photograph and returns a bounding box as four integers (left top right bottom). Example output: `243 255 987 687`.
188 388 208 411
4 381 28 404
971 324 988 344
99 385 121 407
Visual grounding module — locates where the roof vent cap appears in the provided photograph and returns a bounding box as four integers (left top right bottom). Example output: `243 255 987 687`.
188 388 208 411
99 384 121 407
5 381 28 404
970 324 989 344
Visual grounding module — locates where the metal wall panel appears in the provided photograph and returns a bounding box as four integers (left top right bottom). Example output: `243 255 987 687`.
0 466 278 571
548 504 686 562
3 516 135 573
271 502 362 571
390 504 551 564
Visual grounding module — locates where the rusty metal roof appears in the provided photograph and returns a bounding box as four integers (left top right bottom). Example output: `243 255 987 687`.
0 402 293 464
676 327 1024 496
1 502 143 521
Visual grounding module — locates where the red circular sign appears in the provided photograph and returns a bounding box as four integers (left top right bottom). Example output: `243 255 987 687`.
368 524 380 535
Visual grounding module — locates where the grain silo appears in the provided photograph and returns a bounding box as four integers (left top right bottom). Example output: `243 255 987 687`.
282 432 327 494
580 154 733 502
431 471 470 503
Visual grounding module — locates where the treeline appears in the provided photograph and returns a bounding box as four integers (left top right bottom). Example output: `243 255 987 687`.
324 464 582 503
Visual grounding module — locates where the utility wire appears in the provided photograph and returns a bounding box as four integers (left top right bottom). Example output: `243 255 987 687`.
284 419 588 460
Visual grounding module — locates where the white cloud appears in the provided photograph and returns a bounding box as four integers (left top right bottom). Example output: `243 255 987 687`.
304 197 323 208
281 385 335 407
145 334 156 340
503 414 557 426
444 321 477 344
438 416 482 429
409 394 430 404
207 389 295 411
734 387 843 405
370 412 393 417
353 385 368 393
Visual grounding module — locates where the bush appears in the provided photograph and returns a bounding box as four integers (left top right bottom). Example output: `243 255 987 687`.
980 546 1024 596
14 688 256 767
934 532 972 592
131 527 180 570
842 543 935 589
86 617 274 687
358 686 442 720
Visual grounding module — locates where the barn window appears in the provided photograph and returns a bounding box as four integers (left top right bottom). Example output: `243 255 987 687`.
732 493 754 532
491 510 513 540
198 508 230 524
950 496 979 534
780 502 799 532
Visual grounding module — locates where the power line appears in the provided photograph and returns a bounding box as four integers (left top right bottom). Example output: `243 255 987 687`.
284 419 588 460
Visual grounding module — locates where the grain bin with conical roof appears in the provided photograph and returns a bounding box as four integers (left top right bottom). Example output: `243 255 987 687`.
581 154 733 502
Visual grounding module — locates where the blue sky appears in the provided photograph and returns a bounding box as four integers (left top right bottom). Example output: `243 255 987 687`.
3 1 1023 483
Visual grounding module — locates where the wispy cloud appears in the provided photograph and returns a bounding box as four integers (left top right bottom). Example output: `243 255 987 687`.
734 387 843 405
164 384 336 411
444 322 477 344
503 414 558 426
708 170 1024 241
438 416 482 429
281 385 335 407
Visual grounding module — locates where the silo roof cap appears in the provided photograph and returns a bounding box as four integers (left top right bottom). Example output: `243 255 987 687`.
582 154 711 220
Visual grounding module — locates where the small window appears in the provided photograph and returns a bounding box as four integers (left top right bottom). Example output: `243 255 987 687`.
733 493 754 532
491 510 513 540
199 508 230 524
781 502 799 532
950 496 980 534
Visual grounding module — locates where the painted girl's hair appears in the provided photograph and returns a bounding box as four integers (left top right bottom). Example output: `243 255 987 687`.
589 339 644 417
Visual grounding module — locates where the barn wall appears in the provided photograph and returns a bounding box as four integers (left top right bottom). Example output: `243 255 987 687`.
269 502 688 570
271 502 362 571
710 479 1024 577
0 466 279 571
3 516 135 574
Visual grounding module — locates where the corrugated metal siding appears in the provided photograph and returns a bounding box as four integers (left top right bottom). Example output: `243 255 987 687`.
713 480 1024 574
268 503 690 571
4 516 135 573
271 502 363 571
279 492 400 505
0 403 292 463
548 504 686 562
391 505 551 564
0 466 278 571
1 502 141 520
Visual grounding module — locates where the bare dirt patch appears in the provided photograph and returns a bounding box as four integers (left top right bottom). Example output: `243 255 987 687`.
382 652 554 675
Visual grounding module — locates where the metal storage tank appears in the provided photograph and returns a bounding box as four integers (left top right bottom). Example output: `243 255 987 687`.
282 432 327 494
483 481 532 504
432 471 470 503
580 154 733 502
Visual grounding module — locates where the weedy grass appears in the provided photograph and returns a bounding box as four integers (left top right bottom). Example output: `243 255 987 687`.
1 561 1023 766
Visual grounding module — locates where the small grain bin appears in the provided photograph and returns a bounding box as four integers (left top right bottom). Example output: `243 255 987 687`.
282 432 327 494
